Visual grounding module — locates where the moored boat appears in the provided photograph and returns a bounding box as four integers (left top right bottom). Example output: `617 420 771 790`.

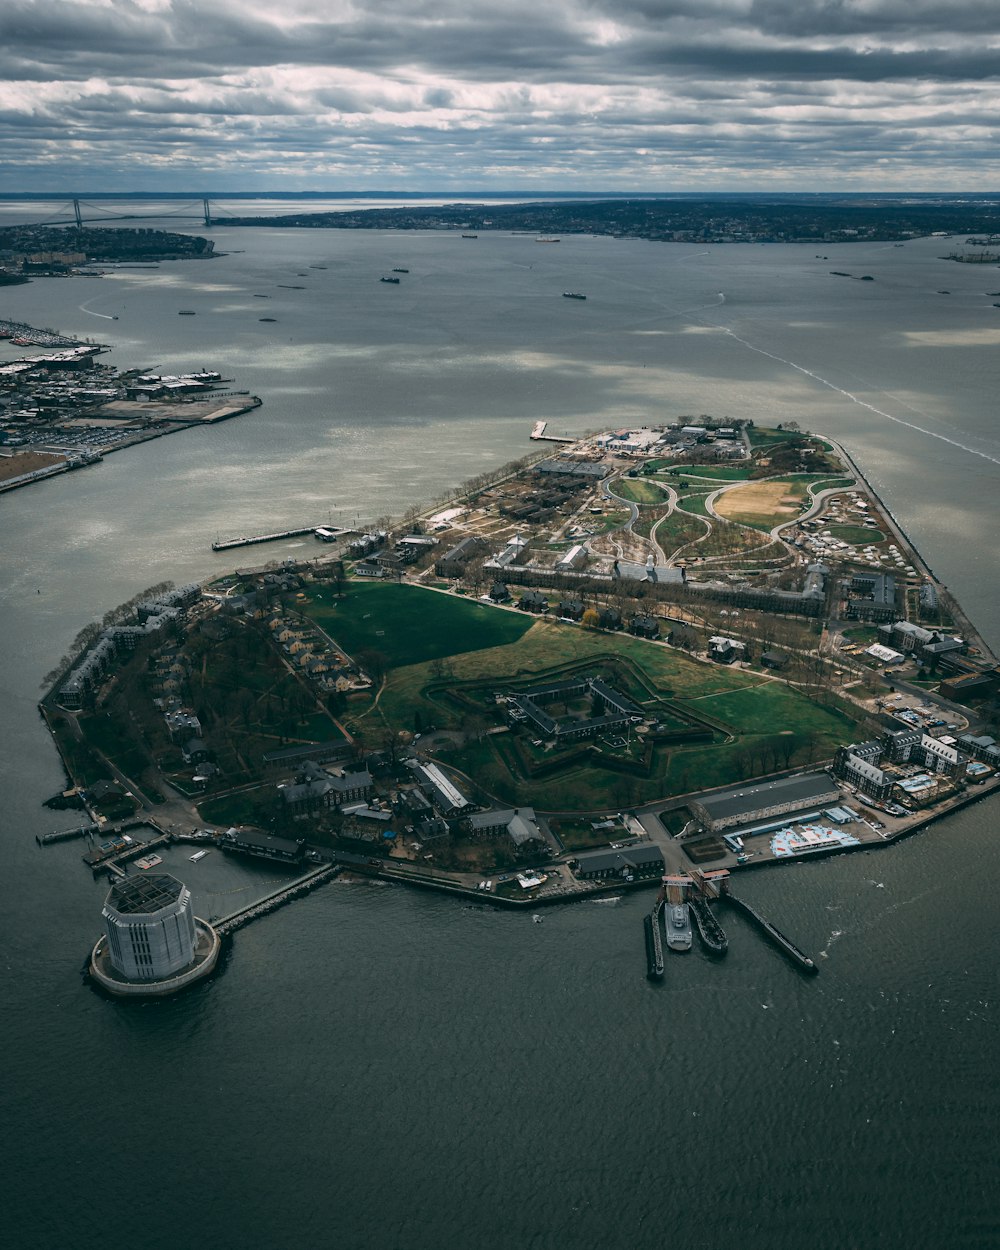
666 903 692 952
690 896 728 955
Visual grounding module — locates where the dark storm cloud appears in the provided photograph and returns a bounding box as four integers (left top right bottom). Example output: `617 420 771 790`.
0 0 998 188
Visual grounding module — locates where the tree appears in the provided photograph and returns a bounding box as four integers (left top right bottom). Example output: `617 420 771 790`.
357 648 389 686
582 607 601 630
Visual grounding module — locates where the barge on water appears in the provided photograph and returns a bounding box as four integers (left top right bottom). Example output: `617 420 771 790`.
690 896 728 955
645 900 665 979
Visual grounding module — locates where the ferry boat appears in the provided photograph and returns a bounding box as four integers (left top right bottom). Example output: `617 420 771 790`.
189 849 210 862
562 292 586 300
666 903 693 952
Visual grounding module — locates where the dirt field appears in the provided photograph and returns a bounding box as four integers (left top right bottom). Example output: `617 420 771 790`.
714 479 805 524
0 450 64 482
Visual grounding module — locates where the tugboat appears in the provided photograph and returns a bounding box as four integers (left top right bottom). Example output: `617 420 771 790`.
665 903 692 952
690 896 728 955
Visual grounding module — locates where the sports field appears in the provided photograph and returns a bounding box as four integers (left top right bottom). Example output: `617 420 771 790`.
303 582 533 669
713 479 810 529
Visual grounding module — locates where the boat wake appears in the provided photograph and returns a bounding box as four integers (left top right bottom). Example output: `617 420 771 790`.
713 323 1000 467
79 300 116 321
818 929 844 959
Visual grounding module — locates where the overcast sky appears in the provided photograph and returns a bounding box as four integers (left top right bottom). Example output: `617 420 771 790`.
2 0 998 191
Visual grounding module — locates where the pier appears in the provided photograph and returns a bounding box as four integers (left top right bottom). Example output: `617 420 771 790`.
37 823 99 846
89 832 172 875
529 420 575 444
725 893 817 974
213 864 338 935
212 525 322 552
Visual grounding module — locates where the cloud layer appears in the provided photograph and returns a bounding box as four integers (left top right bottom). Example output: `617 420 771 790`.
2 0 998 189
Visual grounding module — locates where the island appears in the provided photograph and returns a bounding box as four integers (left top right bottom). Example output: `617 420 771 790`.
212 194 1000 245
0 225 215 281
38 420 1000 985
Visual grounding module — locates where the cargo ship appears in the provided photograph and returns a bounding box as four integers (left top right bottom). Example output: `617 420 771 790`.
665 903 692 952
379 276 400 284
562 292 586 300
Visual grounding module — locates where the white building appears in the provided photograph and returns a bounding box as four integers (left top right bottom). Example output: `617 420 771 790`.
102 874 198 981
555 544 588 573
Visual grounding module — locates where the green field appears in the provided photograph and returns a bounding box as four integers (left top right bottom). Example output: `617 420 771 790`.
653 509 709 553
746 426 804 448
677 492 711 516
825 524 885 544
613 477 668 505
303 582 534 669
352 612 858 810
670 465 752 481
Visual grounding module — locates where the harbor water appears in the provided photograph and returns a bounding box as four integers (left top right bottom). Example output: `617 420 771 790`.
1 216 999 1247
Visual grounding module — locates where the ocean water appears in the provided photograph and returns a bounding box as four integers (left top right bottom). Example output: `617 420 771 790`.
1 219 999 1248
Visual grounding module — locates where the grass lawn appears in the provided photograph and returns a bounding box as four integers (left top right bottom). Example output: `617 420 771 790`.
670 465 752 481
552 817 621 850
842 625 880 645
633 506 671 540
352 616 860 810
198 786 275 828
613 477 668 505
825 524 885 544
303 581 533 669
677 492 711 516
369 619 764 733
746 426 804 448
654 509 709 553
686 680 855 741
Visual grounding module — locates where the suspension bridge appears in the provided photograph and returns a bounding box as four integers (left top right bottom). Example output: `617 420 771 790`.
4 198 239 229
